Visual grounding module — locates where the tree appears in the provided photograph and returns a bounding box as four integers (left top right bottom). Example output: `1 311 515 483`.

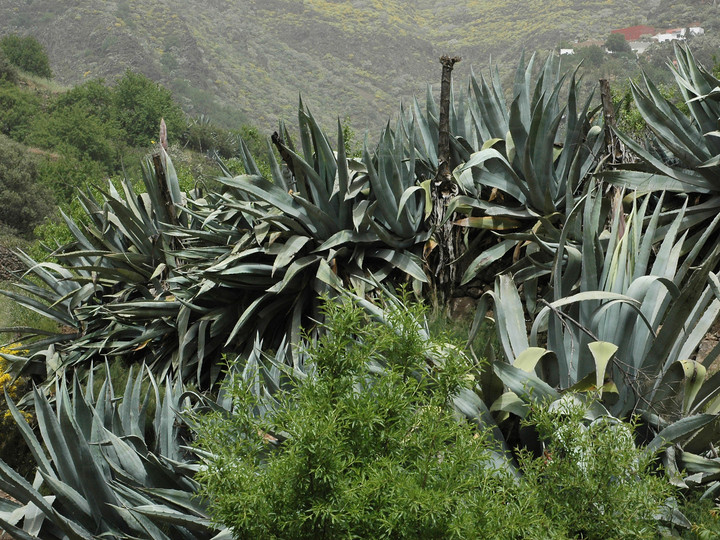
27 104 121 171
576 45 605 67
0 83 42 141
0 34 52 78
605 32 631 53
111 70 186 147
0 135 55 237
54 79 114 121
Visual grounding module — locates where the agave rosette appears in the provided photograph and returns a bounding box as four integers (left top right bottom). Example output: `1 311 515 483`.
476 185 720 485
0 364 228 539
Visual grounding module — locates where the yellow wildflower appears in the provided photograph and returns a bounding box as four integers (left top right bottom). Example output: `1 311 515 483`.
0 345 31 422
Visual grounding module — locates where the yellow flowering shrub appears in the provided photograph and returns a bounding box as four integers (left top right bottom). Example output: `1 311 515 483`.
0 344 29 422
0 344 35 477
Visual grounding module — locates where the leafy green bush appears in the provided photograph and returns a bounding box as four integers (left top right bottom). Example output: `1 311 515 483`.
183 114 236 157
52 78 114 120
0 135 55 237
194 294 689 538
195 296 552 539
605 33 632 53
0 34 52 78
681 495 720 539
35 154 109 203
0 82 42 140
27 104 121 169
112 70 186 147
520 396 676 539
0 49 17 84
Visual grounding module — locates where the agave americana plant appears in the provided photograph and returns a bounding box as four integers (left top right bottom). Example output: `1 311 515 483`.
475 183 720 489
0 364 229 539
402 54 604 289
601 45 720 238
3 106 434 386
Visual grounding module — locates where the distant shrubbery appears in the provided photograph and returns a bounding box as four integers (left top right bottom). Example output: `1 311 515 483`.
0 49 17 84
112 69 186 147
0 135 55 237
0 34 52 78
0 65 266 253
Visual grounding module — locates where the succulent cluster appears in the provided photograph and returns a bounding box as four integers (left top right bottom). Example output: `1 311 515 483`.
1 45 720 537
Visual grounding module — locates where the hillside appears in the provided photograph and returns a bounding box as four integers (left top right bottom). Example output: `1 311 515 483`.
1 0 716 132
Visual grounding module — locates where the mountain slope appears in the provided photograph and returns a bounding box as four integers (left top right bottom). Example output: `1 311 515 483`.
1 0 707 133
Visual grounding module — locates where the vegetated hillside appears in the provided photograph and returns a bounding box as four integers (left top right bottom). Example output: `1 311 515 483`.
0 0 714 133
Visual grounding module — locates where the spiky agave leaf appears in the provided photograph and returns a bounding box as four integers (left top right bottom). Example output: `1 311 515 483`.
2 106 437 388
0 151 195 383
0 364 228 539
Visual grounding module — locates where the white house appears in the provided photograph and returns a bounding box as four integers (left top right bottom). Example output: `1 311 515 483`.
653 26 705 43
654 32 680 42
559 48 575 55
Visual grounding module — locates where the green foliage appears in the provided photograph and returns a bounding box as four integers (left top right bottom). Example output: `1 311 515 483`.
575 45 606 67
341 116 361 158
0 37 719 539
35 154 109 203
53 78 114 121
605 32 632 53
232 124 274 176
184 114 236 158
520 396 676 539
0 34 52 78
112 70 186 147
0 135 55 237
195 296 689 538
27 104 122 169
195 296 549 539
681 495 720 539
0 82 42 140
0 48 17 84
614 84 647 141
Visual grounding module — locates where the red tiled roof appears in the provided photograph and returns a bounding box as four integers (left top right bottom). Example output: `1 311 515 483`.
611 25 656 41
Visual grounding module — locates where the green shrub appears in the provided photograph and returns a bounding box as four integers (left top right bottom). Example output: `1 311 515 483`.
27 104 121 169
519 396 676 539
0 83 42 140
183 115 236 158
0 49 17 84
0 134 55 237
52 78 115 122
195 293 688 539
35 154 108 202
195 296 554 539
112 70 186 147
605 33 632 53
0 34 52 78
681 495 720 539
